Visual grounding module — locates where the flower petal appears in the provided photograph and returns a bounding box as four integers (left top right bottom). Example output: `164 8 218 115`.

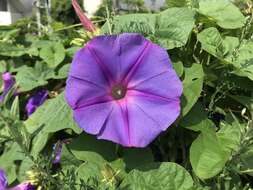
125 91 180 147
8 183 35 190
129 70 183 99
26 90 48 116
0 169 7 189
87 34 149 82
0 72 15 102
65 76 109 109
68 47 108 87
126 101 164 147
126 43 173 86
73 102 114 135
97 102 130 146
96 92 180 147
129 91 181 130
52 142 63 164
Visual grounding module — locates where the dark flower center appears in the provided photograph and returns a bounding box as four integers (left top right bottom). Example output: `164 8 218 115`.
111 84 127 100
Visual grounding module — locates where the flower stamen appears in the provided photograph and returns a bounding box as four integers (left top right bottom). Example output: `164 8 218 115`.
111 84 127 100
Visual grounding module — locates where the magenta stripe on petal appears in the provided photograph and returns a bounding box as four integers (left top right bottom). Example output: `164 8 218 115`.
86 45 115 85
122 41 151 84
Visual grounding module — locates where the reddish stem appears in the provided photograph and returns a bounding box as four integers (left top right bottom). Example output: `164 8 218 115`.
72 0 97 32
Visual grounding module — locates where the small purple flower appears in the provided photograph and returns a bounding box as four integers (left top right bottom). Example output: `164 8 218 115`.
0 169 34 190
51 139 70 164
0 169 7 190
25 90 48 116
0 72 15 102
65 33 183 147
52 142 63 164
8 183 35 190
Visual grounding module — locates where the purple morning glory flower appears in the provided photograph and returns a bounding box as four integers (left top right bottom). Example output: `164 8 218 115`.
25 90 48 116
65 33 183 147
0 168 34 190
0 72 15 102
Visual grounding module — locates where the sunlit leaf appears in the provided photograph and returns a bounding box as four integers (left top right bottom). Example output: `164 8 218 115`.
198 0 245 29
119 162 194 190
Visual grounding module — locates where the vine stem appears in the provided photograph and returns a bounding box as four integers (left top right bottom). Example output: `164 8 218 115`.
54 18 106 32
239 169 253 174
106 4 112 35
35 0 42 36
45 0 52 33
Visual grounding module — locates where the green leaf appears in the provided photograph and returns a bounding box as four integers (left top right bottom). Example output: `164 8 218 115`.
121 148 154 171
166 0 198 8
198 29 241 61
223 36 240 57
76 162 102 182
119 162 194 190
181 63 204 116
217 37 253 80
0 165 16 184
220 115 252 176
53 64 70 79
69 136 154 176
217 121 243 154
0 28 20 42
102 8 195 49
172 60 184 77
155 8 195 49
198 29 253 81
29 131 50 157
25 93 82 156
16 62 70 91
228 41 253 81
180 102 214 131
18 158 34 182
0 142 25 183
10 96 20 120
24 93 81 134
0 61 7 73
39 42 65 68
182 104 243 179
197 27 224 59
0 43 26 57
190 127 229 179
68 133 117 165
65 46 81 57
7 121 31 152
61 144 82 168
15 63 54 92
198 0 245 29
26 46 39 56
104 14 157 35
